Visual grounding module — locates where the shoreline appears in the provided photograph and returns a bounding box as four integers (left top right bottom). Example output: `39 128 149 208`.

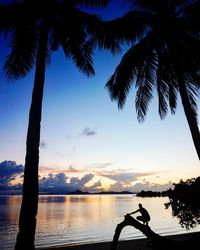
37 231 200 250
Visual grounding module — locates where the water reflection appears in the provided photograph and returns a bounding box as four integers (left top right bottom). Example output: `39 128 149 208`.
0 196 21 250
1 194 200 250
165 198 200 230
165 177 200 230
0 195 21 205
39 195 66 203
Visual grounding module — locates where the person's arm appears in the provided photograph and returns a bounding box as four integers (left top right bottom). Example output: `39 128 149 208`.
128 209 139 215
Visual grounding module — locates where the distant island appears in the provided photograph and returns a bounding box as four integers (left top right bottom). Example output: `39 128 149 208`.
39 189 173 196
39 189 136 195
42 189 170 196
65 190 135 195
65 190 174 196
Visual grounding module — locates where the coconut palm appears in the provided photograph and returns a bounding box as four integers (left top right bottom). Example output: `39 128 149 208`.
104 0 200 160
1 0 111 249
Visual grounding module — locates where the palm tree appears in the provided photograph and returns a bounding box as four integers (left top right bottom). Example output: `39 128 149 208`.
104 0 200 160
1 0 110 249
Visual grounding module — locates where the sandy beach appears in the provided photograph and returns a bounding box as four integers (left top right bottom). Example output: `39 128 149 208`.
37 231 200 250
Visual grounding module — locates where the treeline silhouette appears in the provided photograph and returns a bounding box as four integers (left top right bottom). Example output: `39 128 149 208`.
165 177 200 230
136 190 170 197
167 177 200 204
136 177 200 229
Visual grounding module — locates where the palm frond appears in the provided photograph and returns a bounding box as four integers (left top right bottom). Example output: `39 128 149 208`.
135 84 153 122
61 37 95 77
49 27 60 52
156 49 178 116
46 46 52 66
128 0 163 12
185 80 199 124
69 0 109 8
105 46 137 110
97 10 148 49
0 1 37 31
105 32 156 110
3 25 37 80
156 73 168 120
180 35 200 83
135 51 157 122
129 0 188 13
95 33 122 55
58 2 101 39
183 0 200 16
168 82 178 115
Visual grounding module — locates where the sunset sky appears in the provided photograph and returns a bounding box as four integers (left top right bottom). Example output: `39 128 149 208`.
0 0 200 194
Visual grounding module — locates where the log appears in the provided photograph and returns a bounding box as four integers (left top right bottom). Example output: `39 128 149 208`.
111 214 198 250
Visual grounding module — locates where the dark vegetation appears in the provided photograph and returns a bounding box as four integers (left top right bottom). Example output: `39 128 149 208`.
165 177 200 230
136 190 170 197
112 177 200 249
136 177 200 230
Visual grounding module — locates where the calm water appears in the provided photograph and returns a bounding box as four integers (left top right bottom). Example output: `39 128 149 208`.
1 194 200 250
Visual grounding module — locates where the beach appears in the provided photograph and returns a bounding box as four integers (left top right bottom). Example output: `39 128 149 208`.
37 231 200 250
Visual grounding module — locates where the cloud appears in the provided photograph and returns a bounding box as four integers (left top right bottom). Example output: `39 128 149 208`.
109 181 124 192
0 161 24 186
0 161 97 194
39 165 84 174
103 169 172 192
109 180 173 192
80 127 97 137
88 162 113 169
39 173 95 193
70 173 94 188
99 170 155 184
0 160 173 194
130 180 173 192
40 163 114 175
43 162 117 177
39 173 68 193
85 180 102 192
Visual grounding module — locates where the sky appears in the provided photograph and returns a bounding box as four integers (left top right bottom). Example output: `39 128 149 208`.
0 0 200 194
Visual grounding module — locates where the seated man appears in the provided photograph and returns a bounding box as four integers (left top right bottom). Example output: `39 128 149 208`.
128 203 150 225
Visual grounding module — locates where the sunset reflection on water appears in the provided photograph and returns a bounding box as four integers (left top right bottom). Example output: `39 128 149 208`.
1 194 200 250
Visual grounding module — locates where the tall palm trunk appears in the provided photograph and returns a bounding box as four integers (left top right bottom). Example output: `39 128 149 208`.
15 24 48 250
174 62 200 160
178 80 200 160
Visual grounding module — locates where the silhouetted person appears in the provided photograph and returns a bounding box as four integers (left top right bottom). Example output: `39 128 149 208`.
128 203 150 225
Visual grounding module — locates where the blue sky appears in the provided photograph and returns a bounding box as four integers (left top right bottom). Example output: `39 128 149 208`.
0 0 200 193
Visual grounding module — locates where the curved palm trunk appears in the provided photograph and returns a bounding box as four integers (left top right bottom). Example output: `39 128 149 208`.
111 214 198 250
179 82 200 160
175 66 200 161
15 25 48 250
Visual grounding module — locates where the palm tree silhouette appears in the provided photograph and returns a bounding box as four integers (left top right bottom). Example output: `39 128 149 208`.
105 0 200 160
2 0 109 249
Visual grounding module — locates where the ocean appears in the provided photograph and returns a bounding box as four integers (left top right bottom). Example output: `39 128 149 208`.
1 194 199 250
